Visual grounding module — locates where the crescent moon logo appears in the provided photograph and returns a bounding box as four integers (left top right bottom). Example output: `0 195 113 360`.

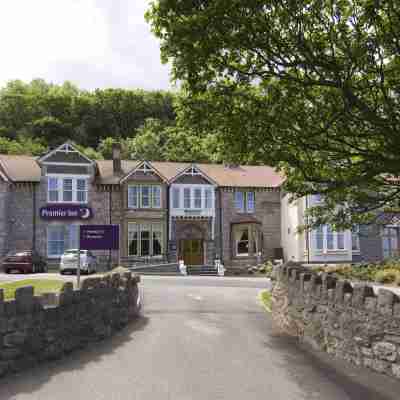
80 208 91 219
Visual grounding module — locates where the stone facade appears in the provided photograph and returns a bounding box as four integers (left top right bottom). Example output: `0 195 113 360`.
0 271 140 378
220 188 281 269
272 263 400 379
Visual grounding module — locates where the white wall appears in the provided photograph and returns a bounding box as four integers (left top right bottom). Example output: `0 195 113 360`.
281 194 354 263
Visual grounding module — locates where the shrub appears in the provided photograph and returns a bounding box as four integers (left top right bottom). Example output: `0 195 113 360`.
375 269 400 284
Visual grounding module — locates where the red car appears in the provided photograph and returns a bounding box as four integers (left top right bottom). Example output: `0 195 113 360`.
2 250 48 274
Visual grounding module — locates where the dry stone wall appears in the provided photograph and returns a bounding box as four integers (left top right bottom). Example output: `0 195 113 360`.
272 263 400 379
0 271 140 378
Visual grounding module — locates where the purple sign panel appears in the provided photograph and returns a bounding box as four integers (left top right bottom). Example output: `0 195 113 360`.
80 225 119 250
40 205 93 220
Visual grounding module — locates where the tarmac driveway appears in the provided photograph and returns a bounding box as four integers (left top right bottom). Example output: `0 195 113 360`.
0 275 399 400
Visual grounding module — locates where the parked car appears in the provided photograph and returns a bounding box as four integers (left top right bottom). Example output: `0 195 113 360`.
60 249 97 275
2 250 48 274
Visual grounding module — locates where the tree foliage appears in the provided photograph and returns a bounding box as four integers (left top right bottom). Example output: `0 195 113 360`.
147 0 400 227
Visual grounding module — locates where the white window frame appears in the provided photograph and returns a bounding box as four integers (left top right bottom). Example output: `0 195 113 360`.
47 175 88 204
47 224 79 258
234 191 255 213
127 185 162 209
313 225 347 253
127 222 164 257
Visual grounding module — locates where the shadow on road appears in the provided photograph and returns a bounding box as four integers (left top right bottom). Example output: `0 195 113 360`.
263 333 400 400
0 316 149 399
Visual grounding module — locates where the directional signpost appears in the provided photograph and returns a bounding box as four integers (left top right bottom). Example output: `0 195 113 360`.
77 225 120 287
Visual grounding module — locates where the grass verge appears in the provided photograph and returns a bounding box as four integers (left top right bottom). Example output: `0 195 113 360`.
258 289 272 313
0 279 65 301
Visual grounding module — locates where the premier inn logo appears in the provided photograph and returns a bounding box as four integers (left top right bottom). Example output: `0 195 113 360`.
40 205 93 220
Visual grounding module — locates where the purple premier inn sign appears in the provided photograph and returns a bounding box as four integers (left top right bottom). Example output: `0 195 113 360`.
79 225 120 250
40 205 93 220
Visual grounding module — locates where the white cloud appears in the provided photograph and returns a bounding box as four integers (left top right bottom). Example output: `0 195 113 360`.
0 0 171 90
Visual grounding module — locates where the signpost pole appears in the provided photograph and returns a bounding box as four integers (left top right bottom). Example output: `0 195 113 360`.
77 225 81 289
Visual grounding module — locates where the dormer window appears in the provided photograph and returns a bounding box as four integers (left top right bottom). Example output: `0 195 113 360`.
47 176 88 204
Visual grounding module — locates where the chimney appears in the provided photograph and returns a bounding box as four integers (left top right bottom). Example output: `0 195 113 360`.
112 143 122 174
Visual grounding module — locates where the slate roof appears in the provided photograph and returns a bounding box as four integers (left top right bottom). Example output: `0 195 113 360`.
0 155 41 182
0 156 284 188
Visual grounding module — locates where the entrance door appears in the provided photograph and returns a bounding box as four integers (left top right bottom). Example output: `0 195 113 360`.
181 239 204 265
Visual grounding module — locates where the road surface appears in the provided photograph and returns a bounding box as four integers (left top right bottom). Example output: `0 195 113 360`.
0 275 399 400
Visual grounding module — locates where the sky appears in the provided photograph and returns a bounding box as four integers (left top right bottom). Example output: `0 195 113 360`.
0 0 172 91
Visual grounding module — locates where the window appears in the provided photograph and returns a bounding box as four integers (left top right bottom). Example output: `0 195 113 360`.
152 223 163 256
128 222 164 257
237 229 249 256
247 192 255 213
153 186 161 208
47 176 88 204
76 179 87 203
315 226 324 250
140 224 151 256
194 188 202 208
205 188 212 209
234 191 244 212
314 225 347 252
141 187 150 208
128 186 138 208
172 187 180 208
234 191 255 213
382 227 399 258
48 177 59 202
127 185 162 209
352 226 360 252
128 223 139 256
184 188 191 208
327 225 334 250
62 179 73 202
47 225 79 257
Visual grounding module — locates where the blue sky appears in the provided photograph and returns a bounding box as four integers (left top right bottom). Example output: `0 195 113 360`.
0 0 172 91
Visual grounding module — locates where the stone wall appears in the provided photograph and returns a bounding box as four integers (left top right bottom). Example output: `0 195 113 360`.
0 271 140 378
272 263 400 379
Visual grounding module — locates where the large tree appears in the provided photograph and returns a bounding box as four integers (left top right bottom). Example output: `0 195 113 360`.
147 0 400 227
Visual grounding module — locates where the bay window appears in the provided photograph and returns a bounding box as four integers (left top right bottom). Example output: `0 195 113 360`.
183 188 191 208
171 185 214 210
128 222 164 257
233 224 259 257
47 176 88 204
313 225 346 252
194 188 202 208
127 185 162 209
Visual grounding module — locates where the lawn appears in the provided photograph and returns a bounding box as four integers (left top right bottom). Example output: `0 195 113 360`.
0 279 65 301
258 289 272 313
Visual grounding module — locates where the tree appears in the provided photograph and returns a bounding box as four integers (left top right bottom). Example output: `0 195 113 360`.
147 0 400 227
128 118 169 160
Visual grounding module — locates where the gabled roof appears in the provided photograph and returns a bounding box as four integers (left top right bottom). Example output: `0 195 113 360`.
39 142 94 165
0 155 41 182
119 161 168 183
0 155 285 188
168 163 218 185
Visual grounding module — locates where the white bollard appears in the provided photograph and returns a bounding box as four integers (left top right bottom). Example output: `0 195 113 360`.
179 259 187 276
215 259 225 277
